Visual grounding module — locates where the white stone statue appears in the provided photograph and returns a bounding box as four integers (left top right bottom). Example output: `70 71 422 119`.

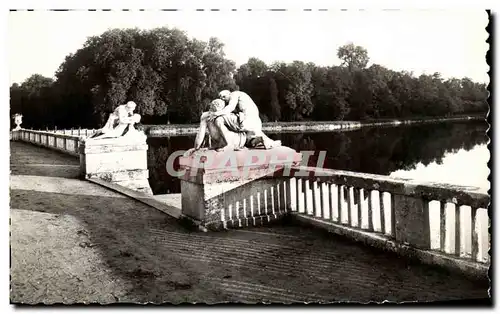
209 90 281 150
185 91 282 156
12 113 23 131
89 101 142 140
184 99 247 156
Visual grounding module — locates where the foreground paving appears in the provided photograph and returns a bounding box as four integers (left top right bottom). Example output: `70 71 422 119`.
9 141 490 304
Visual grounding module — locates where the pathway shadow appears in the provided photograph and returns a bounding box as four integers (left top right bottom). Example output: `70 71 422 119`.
10 142 80 179
9 187 490 304
10 164 80 178
9 188 219 303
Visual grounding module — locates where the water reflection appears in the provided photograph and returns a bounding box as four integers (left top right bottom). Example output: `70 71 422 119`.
147 121 488 195
390 144 490 193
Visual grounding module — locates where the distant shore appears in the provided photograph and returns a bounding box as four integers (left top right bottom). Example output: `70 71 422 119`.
146 115 486 136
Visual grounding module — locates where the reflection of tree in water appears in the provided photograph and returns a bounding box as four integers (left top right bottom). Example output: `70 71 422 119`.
269 133 318 152
147 122 488 194
147 136 194 195
275 121 487 175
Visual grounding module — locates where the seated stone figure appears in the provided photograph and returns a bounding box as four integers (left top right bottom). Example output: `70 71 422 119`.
184 99 247 156
90 101 142 140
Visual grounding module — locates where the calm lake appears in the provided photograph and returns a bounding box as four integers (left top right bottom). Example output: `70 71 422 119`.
146 121 489 195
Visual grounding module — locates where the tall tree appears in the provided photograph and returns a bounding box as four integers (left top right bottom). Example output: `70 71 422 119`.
10 74 55 129
268 76 281 121
53 27 237 126
337 43 370 71
272 61 314 121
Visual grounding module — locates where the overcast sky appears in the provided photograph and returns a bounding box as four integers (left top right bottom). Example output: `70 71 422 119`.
8 9 489 85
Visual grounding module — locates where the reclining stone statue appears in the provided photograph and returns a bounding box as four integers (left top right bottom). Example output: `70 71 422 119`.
185 91 282 156
89 101 142 140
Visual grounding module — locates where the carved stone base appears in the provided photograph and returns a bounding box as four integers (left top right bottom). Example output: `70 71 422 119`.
178 146 302 230
11 130 20 140
79 132 153 195
393 194 431 249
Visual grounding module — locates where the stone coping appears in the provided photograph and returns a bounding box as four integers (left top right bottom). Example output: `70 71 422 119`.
179 146 302 171
79 132 147 145
87 178 182 220
179 164 294 185
290 166 490 209
16 129 82 140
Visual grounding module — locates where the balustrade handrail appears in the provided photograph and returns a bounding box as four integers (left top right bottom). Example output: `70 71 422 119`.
285 165 490 275
289 166 489 209
19 129 83 140
13 129 81 157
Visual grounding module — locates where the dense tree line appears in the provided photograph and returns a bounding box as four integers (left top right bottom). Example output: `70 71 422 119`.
235 44 487 122
10 29 488 129
10 28 236 129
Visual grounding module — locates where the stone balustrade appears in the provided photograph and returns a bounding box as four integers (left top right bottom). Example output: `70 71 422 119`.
284 166 490 278
177 147 303 230
53 129 98 136
13 128 489 278
11 128 152 195
175 147 490 279
12 129 81 157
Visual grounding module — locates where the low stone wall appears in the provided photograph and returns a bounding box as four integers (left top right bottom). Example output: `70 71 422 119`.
360 115 485 127
146 115 484 136
148 121 364 136
31 115 485 137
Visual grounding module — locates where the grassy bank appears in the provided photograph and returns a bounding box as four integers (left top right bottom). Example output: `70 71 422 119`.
146 115 486 136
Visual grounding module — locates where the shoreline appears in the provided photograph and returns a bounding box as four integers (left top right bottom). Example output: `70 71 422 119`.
146 115 486 136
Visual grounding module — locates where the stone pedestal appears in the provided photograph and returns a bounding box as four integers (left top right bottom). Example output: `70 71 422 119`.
393 194 431 249
178 146 302 230
79 132 153 195
11 130 20 141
